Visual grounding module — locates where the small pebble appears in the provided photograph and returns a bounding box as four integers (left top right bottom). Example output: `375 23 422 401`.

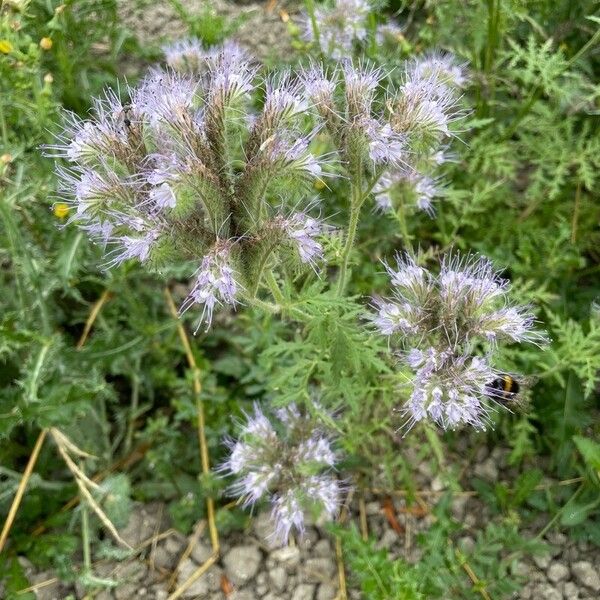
571 561 600 592
547 561 569 583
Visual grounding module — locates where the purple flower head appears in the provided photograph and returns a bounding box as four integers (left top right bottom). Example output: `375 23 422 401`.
375 22 405 45
207 48 256 105
131 70 198 128
411 172 442 215
220 404 342 545
104 227 160 269
147 182 177 210
262 132 324 179
402 350 496 432
303 0 370 59
362 119 405 166
370 252 546 430
163 38 206 73
280 211 329 268
343 62 383 118
263 71 308 122
391 74 463 142
180 242 240 332
372 168 443 215
406 51 469 92
300 64 336 108
55 165 135 221
43 89 136 165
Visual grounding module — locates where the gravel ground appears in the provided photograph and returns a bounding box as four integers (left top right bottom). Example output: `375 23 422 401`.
14 443 600 599
118 0 301 68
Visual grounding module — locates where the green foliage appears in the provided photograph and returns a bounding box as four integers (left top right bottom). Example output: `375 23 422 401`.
1 0 600 595
340 497 547 599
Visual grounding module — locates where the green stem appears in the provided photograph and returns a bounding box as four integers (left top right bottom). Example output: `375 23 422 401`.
305 0 324 59
242 293 281 315
124 358 141 456
265 270 285 304
336 178 364 296
395 193 411 248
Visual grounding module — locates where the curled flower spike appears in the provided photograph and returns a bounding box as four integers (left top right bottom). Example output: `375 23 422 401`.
403 349 497 431
374 169 443 215
220 404 342 545
180 242 240 332
163 38 206 73
370 252 546 431
406 51 469 91
363 120 405 166
280 211 330 268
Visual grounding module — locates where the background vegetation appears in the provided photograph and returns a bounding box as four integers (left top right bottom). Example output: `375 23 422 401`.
0 0 599 598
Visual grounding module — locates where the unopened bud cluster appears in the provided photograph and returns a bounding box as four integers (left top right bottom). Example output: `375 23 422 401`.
221 404 341 545
372 253 546 430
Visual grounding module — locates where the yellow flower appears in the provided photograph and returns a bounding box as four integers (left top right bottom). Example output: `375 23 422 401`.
1 154 12 164
0 40 13 54
314 179 326 191
39 37 53 50
53 203 70 219
44 73 53 84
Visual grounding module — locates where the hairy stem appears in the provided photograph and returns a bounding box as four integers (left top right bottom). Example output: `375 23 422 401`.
265 270 286 304
336 175 364 296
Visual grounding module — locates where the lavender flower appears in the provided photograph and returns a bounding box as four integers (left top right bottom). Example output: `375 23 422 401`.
131 70 198 129
180 243 240 332
221 404 342 545
163 38 206 73
263 71 308 123
375 22 404 46
371 253 546 431
302 0 370 59
300 64 336 108
343 62 382 119
373 168 443 215
105 228 159 268
164 38 248 75
363 120 405 166
406 51 469 92
280 211 329 268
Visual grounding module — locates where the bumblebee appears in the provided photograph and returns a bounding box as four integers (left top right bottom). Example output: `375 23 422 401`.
485 374 520 403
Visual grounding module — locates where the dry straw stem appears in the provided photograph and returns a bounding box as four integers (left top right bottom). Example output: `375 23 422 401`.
50 428 132 550
334 489 354 600
0 428 48 554
164 287 220 600
167 552 220 600
168 519 207 590
451 539 492 600
16 527 177 596
358 495 368 541
31 442 149 536
76 288 112 349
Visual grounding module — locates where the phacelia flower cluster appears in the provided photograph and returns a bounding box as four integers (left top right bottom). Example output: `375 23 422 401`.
301 0 406 60
300 62 406 174
371 253 546 431
302 0 370 59
44 42 333 330
375 52 469 216
221 404 342 545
